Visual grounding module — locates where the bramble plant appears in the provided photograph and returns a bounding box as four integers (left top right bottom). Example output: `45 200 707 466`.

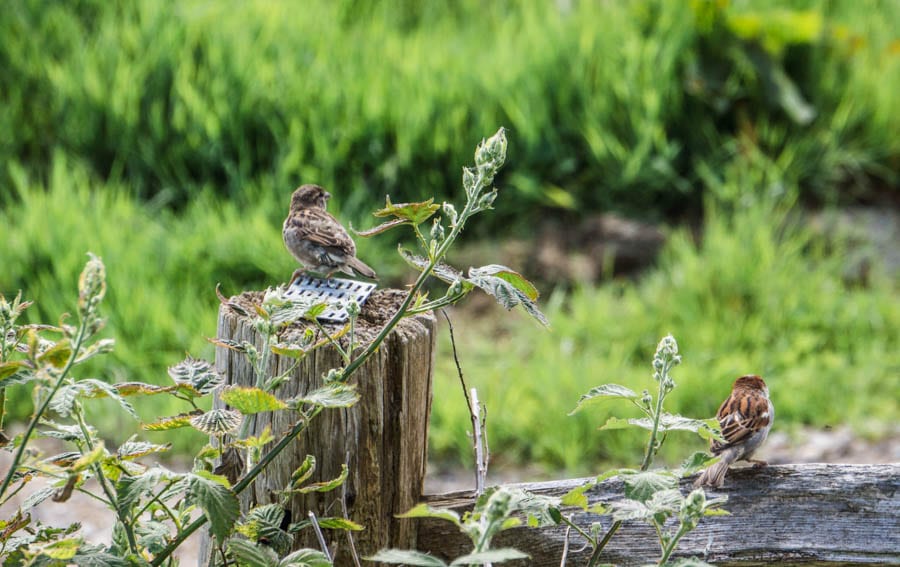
563 335 727 566
370 335 726 566
0 128 550 565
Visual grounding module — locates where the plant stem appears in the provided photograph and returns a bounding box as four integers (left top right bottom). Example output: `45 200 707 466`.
0 321 88 499
150 407 322 566
73 403 139 554
658 523 690 565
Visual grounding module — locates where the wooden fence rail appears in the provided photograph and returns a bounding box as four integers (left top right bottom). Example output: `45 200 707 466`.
418 463 900 566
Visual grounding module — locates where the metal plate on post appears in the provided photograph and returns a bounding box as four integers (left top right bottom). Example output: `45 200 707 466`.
284 276 377 324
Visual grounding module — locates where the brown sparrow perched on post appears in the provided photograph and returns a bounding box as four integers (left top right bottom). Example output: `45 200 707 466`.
282 184 377 285
694 374 774 488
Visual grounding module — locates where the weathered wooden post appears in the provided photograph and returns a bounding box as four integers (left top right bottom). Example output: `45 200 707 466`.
204 288 436 565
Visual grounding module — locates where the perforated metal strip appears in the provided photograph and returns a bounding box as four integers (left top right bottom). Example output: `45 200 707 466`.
284 276 377 323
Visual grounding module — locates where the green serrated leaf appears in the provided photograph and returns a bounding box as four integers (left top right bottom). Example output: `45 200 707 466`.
290 455 316 489
598 416 633 431
227 538 278 567
221 386 288 414
75 378 139 419
188 473 240 542
278 548 333 567
38 339 72 368
295 464 348 494
465 270 548 327
71 443 106 472
366 549 448 567
291 383 359 409
560 481 593 509
49 384 79 417
36 537 81 559
167 356 222 396
116 468 170 513
608 498 651 522
570 384 640 415
397 503 462 527
450 549 529 565
142 410 203 431
621 470 678 503
288 516 364 533
467 265 539 301
190 409 242 435
0 360 31 381
397 248 465 285
373 196 441 225
117 440 171 460
115 382 175 397
355 218 408 237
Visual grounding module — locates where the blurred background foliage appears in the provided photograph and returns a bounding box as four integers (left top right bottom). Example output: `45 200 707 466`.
1 0 897 469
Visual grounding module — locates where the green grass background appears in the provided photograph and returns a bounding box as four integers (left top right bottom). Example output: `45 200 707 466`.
1 0 897 468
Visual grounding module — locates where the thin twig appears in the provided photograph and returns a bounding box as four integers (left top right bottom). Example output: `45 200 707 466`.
342 449 362 567
309 511 333 562
440 309 472 413
471 387 487 496
560 523 572 567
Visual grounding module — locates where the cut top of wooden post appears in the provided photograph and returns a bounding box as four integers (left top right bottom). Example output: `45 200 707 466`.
214 288 436 566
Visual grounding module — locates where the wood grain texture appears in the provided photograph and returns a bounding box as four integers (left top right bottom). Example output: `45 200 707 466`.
206 295 436 566
417 464 900 566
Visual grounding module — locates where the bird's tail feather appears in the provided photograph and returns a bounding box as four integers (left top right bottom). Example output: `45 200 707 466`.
694 451 736 488
347 257 377 279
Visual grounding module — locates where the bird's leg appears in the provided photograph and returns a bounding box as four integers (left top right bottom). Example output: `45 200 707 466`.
747 459 768 468
288 268 308 287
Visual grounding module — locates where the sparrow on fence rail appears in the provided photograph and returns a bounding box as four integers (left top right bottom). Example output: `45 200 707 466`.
283 184 377 285
695 374 774 488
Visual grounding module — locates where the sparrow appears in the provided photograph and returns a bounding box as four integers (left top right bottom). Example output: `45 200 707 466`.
694 374 774 488
282 184 377 284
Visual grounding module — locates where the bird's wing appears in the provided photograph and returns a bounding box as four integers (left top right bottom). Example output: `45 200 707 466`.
711 392 772 453
284 209 356 255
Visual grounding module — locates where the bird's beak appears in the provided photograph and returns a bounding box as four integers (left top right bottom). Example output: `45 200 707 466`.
324 191 332 200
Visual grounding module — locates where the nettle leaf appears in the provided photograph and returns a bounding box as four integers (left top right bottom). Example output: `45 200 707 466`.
290 455 316 489
167 357 222 396
646 488 684 517
49 385 79 417
366 549 448 567
561 481 593 509
291 383 359 409
570 384 640 415
142 410 203 431
397 503 461 527
227 538 278 567
234 426 275 450
71 444 106 472
116 468 170 512
115 382 175 397
608 498 652 522
0 360 32 381
621 470 678 503
35 537 81 560
356 217 408 237
679 452 719 477
288 516 364 533
465 268 548 327
450 549 529 565
398 249 465 285
278 549 333 567
468 265 538 301
37 339 72 368
117 440 171 460
75 378 138 419
295 464 348 494
373 196 441 225
188 472 239 542
73 338 115 364
221 386 288 414
190 409 242 435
